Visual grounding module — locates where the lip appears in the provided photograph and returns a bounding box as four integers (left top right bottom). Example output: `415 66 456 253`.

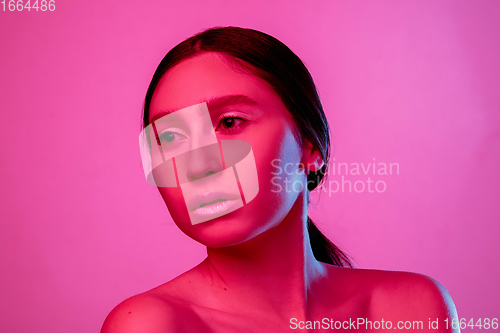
187 191 241 214
191 199 240 217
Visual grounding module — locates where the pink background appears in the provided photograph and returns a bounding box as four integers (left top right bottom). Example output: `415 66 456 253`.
1 0 499 331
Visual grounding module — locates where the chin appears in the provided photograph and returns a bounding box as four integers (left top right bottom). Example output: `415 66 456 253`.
158 179 293 248
178 204 268 248
160 191 270 248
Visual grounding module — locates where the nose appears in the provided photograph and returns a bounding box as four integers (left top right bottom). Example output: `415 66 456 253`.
176 143 224 183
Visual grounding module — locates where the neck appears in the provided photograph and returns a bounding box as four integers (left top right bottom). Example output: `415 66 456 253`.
201 192 326 320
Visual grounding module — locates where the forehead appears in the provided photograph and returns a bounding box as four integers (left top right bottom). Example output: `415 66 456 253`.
149 52 280 119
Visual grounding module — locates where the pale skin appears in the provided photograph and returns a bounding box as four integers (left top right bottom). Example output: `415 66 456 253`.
101 52 458 332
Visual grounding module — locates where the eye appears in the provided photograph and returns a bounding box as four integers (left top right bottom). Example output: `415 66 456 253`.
216 116 245 133
157 130 187 146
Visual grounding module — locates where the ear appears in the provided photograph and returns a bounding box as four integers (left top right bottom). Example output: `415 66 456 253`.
302 141 325 173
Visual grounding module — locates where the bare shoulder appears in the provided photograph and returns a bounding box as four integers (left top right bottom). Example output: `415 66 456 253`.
364 269 458 332
101 292 176 333
324 266 458 332
101 263 210 333
100 288 207 333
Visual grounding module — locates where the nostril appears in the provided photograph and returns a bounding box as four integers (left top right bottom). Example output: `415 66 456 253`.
179 143 224 183
205 171 217 177
186 169 218 182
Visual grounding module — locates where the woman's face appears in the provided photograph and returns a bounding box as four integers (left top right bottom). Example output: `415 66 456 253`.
148 52 312 248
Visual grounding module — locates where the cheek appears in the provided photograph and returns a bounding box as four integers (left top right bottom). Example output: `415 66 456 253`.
157 187 190 228
251 124 306 216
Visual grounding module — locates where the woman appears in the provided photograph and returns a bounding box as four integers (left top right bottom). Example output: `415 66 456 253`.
102 27 458 332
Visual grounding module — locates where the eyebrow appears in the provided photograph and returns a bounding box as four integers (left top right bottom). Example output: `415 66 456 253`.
149 94 259 125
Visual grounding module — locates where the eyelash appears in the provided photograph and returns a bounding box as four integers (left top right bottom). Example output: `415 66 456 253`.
215 114 246 134
155 128 187 147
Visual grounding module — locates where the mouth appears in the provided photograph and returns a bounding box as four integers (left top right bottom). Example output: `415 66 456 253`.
188 192 241 216
191 199 239 216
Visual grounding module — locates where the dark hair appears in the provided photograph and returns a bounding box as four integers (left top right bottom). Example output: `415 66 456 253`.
143 26 352 268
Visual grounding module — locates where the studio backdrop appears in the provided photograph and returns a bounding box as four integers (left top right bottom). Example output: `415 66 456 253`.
0 1 499 332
